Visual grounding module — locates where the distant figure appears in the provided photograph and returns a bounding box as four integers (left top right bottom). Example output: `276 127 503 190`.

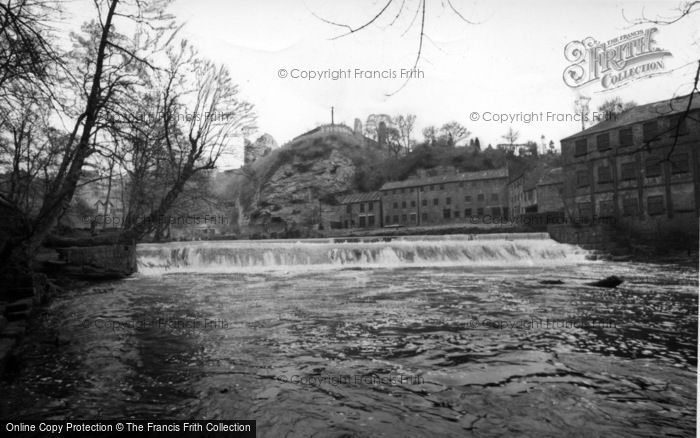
586 275 624 288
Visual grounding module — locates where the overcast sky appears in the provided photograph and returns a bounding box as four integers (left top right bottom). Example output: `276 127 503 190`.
70 1 700 169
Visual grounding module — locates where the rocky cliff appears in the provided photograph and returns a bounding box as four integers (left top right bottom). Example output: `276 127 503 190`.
228 130 383 235
244 133 278 165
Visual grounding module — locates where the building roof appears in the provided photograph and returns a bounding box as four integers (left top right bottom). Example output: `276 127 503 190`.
338 191 381 204
379 168 508 191
561 93 700 141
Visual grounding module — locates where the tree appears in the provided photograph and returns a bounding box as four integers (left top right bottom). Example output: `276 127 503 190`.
439 121 470 146
0 0 61 98
422 125 437 146
501 126 520 146
108 43 256 242
21 0 176 253
385 126 403 157
596 97 637 123
573 95 591 130
311 1 476 95
474 137 481 151
395 114 416 153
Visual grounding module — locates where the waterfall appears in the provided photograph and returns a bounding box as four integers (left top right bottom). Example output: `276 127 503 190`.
136 233 591 274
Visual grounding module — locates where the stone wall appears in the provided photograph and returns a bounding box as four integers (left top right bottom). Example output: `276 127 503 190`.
55 244 137 278
547 223 620 252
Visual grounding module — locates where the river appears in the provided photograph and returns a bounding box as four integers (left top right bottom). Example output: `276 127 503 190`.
1 234 697 437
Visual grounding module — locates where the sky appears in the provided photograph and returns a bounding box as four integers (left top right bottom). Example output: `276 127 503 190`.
66 0 700 169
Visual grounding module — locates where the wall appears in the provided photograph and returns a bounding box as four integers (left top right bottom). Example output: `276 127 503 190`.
55 244 137 278
561 108 700 235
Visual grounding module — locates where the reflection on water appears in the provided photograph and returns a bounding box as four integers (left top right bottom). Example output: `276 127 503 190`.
1 239 697 437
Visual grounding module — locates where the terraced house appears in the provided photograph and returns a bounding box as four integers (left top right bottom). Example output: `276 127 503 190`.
379 168 510 227
560 94 700 238
335 192 382 229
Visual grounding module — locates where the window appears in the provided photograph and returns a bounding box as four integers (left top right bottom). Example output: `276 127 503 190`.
422 199 427 206
577 202 592 218
476 207 484 216
622 197 638 216
671 153 690 174
410 213 417 224
433 198 439 206
443 209 451 219
393 215 399 223
669 115 689 136
574 139 587 156
465 208 472 216
596 133 611 151
440 184 445 190
459 182 464 187
643 121 658 142
420 186 425 192
647 195 665 215
346 204 351 213
491 207 501 217
411 200 416 207
446 197 452 205
421 213 428 221
402 201 407 208
393 202 398 209
645 157 662 178
454 211 460 218
369 202 374 211
401 188 405 194
385 215 390 224
465 195 472 203
491 193 499 202
401 214 407 223
368 216 375 226
430 185 435 191
598 166 612 183
599 200 615 217
359 216 366 227
576 170 590 187
619 128 633 147
477 193 485 202
620 162 636 181
359 203 365 213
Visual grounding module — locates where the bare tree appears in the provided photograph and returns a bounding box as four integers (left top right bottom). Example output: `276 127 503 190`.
597 97 637 118
422 125 437 146
117 44 256 242
311 0 476 95
501 126 520 147
395 113 416 153
0 0 179 270
439 121 470 146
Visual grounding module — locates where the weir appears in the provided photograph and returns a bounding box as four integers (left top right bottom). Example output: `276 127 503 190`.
136 233 590 274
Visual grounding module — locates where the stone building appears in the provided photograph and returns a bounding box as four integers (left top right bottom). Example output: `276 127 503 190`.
560 94 699 237
508 166 564 217
335 192 382 229
379 168 509 226
537 167 564 214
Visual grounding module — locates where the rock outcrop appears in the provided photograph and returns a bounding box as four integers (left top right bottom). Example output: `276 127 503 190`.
242 149 356 233
232 130 382 236
244 133 278 165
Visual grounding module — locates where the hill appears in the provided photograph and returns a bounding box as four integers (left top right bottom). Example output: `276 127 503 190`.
222 129 386 234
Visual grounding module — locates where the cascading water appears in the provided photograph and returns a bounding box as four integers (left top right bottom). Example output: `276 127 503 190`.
136 233 592 274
